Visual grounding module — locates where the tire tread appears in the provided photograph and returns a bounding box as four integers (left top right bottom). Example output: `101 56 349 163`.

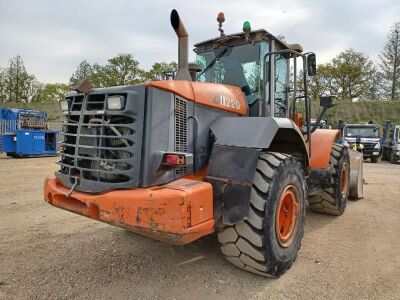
218 152 305 277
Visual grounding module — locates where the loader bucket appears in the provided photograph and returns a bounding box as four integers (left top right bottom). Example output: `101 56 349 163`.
348 149 364 199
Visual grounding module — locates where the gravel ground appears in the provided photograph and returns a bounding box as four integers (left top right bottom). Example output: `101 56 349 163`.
0 154 399 299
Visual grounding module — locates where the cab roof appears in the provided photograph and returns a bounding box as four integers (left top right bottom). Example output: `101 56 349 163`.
193 29 303 53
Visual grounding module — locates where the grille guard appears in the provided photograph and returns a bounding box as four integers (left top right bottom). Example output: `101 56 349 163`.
56 86 146 193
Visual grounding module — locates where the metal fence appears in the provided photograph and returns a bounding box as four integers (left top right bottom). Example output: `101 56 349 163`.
0 120 18 134
0 120 62 134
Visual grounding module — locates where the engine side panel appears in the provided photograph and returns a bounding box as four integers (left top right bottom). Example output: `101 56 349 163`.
140 87 237 187
140 87 194 187
190 105 236 173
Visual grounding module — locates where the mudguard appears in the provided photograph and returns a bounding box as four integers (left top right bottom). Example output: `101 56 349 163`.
308 129 340 169
205 145 261 225
205 117 309 225
209 117 308 152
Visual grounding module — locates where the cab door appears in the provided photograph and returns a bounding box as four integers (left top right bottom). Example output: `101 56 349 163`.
274 54 289 117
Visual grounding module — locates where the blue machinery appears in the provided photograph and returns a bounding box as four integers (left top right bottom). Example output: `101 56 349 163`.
0 108 59 157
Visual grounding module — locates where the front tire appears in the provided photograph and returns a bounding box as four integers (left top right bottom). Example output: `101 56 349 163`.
217 152 306 277
309 144 350 215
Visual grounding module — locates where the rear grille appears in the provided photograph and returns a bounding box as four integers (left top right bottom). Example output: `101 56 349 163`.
86 94 106 111
56 91 142 192
174 97 188 175
69 95 84 112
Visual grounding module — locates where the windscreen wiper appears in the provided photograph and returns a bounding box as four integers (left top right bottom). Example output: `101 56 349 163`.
196 47 228 80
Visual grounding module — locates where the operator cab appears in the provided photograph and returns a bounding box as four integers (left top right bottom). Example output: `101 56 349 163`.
193 21 315 124
195 35 265 110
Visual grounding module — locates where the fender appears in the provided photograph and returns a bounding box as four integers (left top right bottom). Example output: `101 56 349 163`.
205 117 309 225
308 129 340 169
307 129 341 196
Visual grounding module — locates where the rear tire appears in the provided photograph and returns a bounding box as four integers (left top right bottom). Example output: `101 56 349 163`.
309 144 350 216
218 152 306 277
390 153 398 164
349 155 363 200
381 149 389 161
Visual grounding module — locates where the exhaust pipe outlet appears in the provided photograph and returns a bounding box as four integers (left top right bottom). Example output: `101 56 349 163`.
170 9 192 81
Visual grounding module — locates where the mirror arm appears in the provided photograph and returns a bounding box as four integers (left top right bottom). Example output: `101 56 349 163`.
302 57 311 154
310 107 328 133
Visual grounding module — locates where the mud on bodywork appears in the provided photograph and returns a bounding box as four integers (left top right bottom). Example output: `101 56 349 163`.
44 175 215 245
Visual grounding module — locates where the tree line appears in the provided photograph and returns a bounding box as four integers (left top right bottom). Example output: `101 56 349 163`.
0 22 398 103
69 54 177 88
303 22 399 101
0 53 177 103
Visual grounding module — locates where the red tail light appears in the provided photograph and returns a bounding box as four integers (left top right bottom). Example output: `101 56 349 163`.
165 154 186 165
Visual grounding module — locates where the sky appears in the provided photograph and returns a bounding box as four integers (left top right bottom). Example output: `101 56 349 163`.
0 0 399 83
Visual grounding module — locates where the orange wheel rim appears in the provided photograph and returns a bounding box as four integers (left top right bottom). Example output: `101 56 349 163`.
276 185 300 248
340 163 349 197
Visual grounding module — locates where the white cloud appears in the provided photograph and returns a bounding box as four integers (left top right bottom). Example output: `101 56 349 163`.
0 0 398 82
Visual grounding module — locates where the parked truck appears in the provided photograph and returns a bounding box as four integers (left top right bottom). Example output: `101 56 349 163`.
381 120 400 164
44 10 363 277
341 122 381 163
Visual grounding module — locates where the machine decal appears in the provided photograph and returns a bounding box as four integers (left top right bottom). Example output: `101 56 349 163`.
212 95 241 110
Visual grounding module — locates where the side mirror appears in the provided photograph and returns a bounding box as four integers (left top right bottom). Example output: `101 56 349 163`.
307 53 317 76
320 95 336 108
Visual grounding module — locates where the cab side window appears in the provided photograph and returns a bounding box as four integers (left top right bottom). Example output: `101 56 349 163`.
274 54 288 117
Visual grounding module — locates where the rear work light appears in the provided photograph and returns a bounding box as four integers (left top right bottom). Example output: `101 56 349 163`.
162 153 193 166
59 100 69 113
107 95 125 110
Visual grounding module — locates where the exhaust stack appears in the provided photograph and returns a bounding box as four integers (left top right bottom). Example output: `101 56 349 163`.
170 9 192 81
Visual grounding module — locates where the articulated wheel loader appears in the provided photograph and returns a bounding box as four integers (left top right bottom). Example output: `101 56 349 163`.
44 10 363 277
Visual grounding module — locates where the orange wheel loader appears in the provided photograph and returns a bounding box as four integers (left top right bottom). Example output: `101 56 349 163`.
44 10 363 277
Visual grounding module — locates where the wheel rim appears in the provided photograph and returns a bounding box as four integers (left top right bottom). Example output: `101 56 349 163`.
276 185 300 248
340 162 349 197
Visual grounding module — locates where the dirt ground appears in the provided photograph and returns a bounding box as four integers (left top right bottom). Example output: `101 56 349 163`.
0 155 399 300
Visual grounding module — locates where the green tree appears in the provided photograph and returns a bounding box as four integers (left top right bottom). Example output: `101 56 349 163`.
3 56 39 102
379 22 400 100
20 74 40 102
70 59 93 87
317 63 339 96
297 63 338 101
331 49 374 100
35 83 70 103
91 54 145 87
5 56 25 101
363 67 384 101
145 61 177 81
0 67 6 102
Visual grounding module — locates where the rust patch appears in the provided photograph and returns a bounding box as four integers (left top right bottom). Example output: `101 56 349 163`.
135 207 142 224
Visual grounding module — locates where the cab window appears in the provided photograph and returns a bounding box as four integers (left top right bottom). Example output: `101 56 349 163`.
274 54 288 117
196 43 261 105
